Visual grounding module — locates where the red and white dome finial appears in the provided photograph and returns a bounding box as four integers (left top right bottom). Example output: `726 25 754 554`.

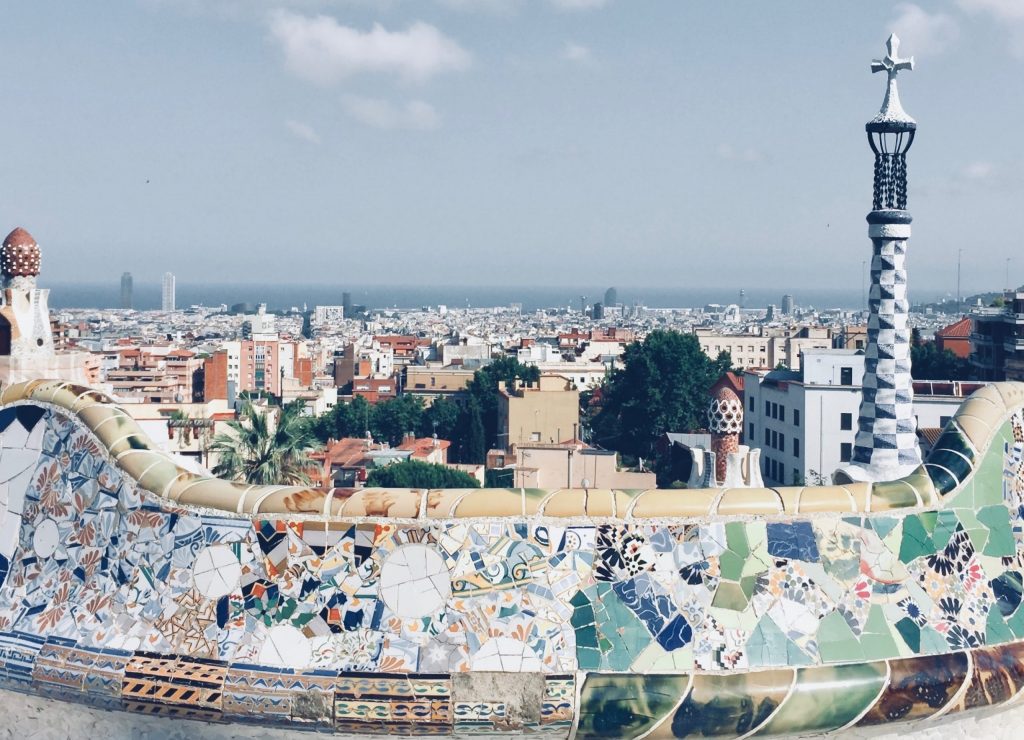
1 227 41 279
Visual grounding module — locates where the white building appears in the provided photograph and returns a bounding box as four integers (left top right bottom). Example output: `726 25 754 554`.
161 272 176 312
314 305 345 326
743 349 977 486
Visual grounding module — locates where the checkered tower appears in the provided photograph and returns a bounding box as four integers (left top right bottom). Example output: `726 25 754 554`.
837 34 922 484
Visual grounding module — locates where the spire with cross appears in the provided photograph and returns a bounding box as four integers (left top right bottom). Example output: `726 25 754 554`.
869 34 916 128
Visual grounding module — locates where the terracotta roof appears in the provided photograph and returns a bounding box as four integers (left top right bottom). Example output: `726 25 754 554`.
3 227 36 248
918 427 943 447
937 317 971 339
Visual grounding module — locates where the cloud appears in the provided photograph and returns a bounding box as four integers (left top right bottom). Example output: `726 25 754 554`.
717 143 764 163
957 0 1024 56
285 119 321 143
341 95 441 130
887 3 959 57
561 42 592 64
435 0 521 13
268 11 471 85
548 0 609 9
960 161 996 180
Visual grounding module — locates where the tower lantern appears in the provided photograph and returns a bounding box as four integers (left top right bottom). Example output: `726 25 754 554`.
866 34 916 212
836 34 922 484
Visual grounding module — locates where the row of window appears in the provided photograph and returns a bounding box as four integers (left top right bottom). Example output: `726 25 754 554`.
763 457 798 485
749 397 801 427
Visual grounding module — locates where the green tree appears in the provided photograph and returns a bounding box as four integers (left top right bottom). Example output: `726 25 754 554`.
911 341 972 380
365 459 480 488
593 330 732 459
211 401 319 485
371 394 424 446
310 395 373 442
462 396 487 464
420 396 461 440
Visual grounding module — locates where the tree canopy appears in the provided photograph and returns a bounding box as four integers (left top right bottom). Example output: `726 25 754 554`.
591 330 732 459
365 459 480 488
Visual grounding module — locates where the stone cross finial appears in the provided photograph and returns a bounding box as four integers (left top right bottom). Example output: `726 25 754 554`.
868 33 916 127
871 34 914 81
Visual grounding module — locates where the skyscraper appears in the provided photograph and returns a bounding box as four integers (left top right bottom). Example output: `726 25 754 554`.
120 272 133 310
162 272 176 312
604 287 617 307
342 291 352 317
781 294 794 315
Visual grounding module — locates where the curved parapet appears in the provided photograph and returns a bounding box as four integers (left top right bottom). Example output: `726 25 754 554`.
0 379 1022 736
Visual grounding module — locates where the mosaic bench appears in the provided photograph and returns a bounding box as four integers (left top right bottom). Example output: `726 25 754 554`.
0 378 1021 737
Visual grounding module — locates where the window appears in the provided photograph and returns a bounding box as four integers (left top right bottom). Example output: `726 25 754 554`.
771 430 778 449
749 396 755 411
940 415 952 428
779 433 785 451
793 438 800 457
764 428 770 445
794 409 801 427
779 405 786 423
530 432 541 441
840 413 853 431
840 442 853 462
765 400 770 416
840 367 854 386
771 402 778 419
749 423 754 441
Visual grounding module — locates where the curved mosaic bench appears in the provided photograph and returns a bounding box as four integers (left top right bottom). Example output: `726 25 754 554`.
0 379 1023 737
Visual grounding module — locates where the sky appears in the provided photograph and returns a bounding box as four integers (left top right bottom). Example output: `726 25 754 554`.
2 0 1023 300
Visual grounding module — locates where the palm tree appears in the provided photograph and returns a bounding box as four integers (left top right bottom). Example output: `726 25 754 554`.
210 400 319 485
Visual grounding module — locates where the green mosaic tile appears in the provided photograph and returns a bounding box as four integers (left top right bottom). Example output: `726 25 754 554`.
978 505 1016 558
928 449 973 486
576 673 690 740
924 464 959 496
860 606 900 660
817 611 863 663
753 663 886 737
899 515 935 563
719 551 744 582
933 510 960 549
870 479 920 509
918 625 948 655
712 580 749 612
895 617 920 652
931 425 976 460
871 516 899 540
748 616 812 668
1007 604 1024 639
986 609 1014 645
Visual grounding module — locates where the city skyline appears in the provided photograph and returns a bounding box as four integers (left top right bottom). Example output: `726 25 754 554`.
2 2 1022 295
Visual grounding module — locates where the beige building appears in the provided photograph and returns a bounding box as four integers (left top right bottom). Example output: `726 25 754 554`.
497 375 580 452
506 443 656 489
695 326 833 370
405 365 475 404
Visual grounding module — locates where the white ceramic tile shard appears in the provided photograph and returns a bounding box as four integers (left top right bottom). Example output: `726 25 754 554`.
378 543 452 618
191 544 242 599
32 518 59 559
471 636 544 672
0 449 41 483
0 420 30 450
260 624 312 668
